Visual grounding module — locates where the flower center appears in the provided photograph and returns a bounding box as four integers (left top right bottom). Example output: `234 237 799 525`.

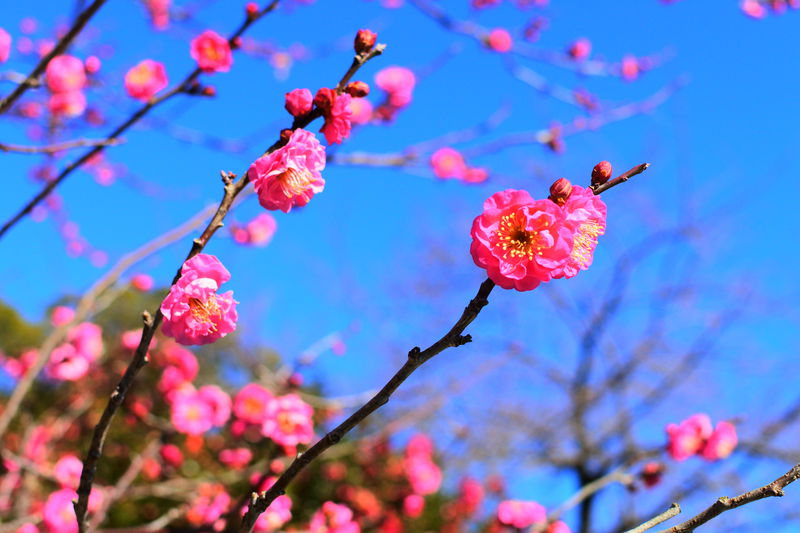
279 167 313 198
496 212 545 260
277 412 296 434
188 297 221 329
570 220 604 268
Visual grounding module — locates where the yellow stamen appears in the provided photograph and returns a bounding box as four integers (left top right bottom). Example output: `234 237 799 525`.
279 167 313 198
188 297 221 330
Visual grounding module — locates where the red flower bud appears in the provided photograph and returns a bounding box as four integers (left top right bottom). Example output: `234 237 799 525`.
591 160 613 186
549 177 573 205
201 85 216 97
345 80 370 98
354 29 377 55
313 87 336 114
279 129 293 143
245 2 259 18
231 36 242 50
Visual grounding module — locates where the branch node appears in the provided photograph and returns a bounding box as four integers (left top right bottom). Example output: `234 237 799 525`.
407 346 422 362
453 334 472 347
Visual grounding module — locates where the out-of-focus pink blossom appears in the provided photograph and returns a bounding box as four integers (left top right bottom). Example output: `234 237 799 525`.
53 455 82 489
550 185 607 279
0 28 11 63
470 190 573 291
160 443 184 467
43 488 102 533
45 55 86 92
666 413 713 461
198 384 232 426
458 477 484 515
404 455 442 495
701 421 738 461
621 55 640 81
219 448 253 469
741 0 768 17
431 147 467 179
548 521 572 533
160 254 238 345
23 425 50 463
84 55 101 74
170 386 214 435
131 273 154 291
497 500 546 529
186 483 231 526
144 0 171 29
248 128 326 213
375 66 415 108
1 349 37 379
261 393 314 446
285 88 313 116
232 213 277 246
247 477 293 532
124 59 168 101
310 502 360 533
348 97 373 124
486 28 513 52
47 90 86 118
45 322 103 381
51 306 75 326
567 38 591 60
402 494 424 518
190 30 232 73
234 383 273 424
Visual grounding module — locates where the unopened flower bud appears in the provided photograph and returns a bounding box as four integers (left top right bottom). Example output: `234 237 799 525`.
245 2 259 18
201 85 216 97
354 29 377 55
280 129 293 143
549 177 572 205
591 160 613 186
313 87 336 114
231 36 242 50
345 80 370 98
640 462 664 488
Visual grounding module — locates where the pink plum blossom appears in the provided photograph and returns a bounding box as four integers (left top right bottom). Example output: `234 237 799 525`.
431 147 467 179
186 483 231 526
487 28 513 52
406 434 434 457
144 0 171 29
285 88 313 116
50 306 75 326
567 38 592 60
666 413 713 461
198 384 232 426
310 502 360 533
84 55 101 74
1 349 37 379
0 28 11 63
246 477 292 531
497 500 546 529
190 30 232 73
314 87 353 145
261 393 314 446
160 254 238 345
701 421 738 461
404 455 442 495
621 55 640 81
349 97 373 124
23 425 50 463
470 190 573 291
234 383 273 424
402 494 424 518
43 488 102 533
131 273 154 291
548 521 572 533
219 448 252 469
45 322 103 381
248 128 326 213
53 455 83 489
458 477 484 515
47 90 86 118
374 66 416 108
160 443 184 467
233 213 277 246
45 55 86 92
550 185 607 279
170 386 214 435
124 59 168 101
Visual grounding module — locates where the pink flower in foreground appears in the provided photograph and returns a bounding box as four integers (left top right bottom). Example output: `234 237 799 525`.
666 413 713 461
51 305 75 326
234 383 274 424
171 386 214 435
497 500 546 529
124 59 168 101
160 254 237 345
375 66 416 108
131 273 154 291
548 521 572 533
248 128 326 213
219 448 253 469
186 483 231 526
315 88 353 145
470 190 573 291
285 88 313 116
701 421 738 461
486 28 513 53
0 28 11 63
190 30 232 73
47 90 86 118
198 384 232 426
45 55 86 92
261 393 314 447
430 147 467 179
53 455 83 489
310 502 360 533
550 185 607 279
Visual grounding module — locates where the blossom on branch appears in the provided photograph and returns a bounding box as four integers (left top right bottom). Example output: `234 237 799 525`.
497 499 546 528
124 59 168 101
190 30 232 73
550 184 607 279
314 87 353 145
261 393 314 447
160 254 238 345
309 501 360 533
248 128 326 213
285 88 313 116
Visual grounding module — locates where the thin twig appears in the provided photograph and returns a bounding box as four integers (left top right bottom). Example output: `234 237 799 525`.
625 504 682 533
0 0 108 115
592 163 651 195
0 138 123 154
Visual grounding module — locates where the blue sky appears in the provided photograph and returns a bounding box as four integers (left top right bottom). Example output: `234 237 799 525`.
1 1 799 530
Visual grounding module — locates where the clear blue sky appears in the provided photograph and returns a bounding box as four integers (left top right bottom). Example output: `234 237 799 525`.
1 1 799 530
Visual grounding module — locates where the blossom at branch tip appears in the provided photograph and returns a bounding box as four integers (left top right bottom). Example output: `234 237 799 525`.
248 128 326 213
375 66 416 108
486 28 513 53
261 393 314 446
666 413 713 461
124 59 168 101
309 501 360 533
160 253 238 345
190 30 232 73
50 305 75 326
567 38 592 60
130 273 154 291
701 421 738 461
285 88 313 116
497 500 546 529
550 184 607 279
470 190 573 291
0 28 11 63
315 87 353 145
45 55 86 93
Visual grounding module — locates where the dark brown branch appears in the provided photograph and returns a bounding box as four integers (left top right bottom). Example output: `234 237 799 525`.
238 278 496 532
652 464 800 532
0 1 281 242
72 28 385 533
625 504 681 533
0 0 107 115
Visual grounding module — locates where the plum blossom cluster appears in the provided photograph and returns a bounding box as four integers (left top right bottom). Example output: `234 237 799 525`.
496 499 570 532
430 147 488 184
310 501 361 533
45 54 89 118
740 0 799 18
402 434 442 517
160 254 238 345
232 383 315 452
44 322 103 381
666 413 738 462
124 59 168 101
470 172 607 291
